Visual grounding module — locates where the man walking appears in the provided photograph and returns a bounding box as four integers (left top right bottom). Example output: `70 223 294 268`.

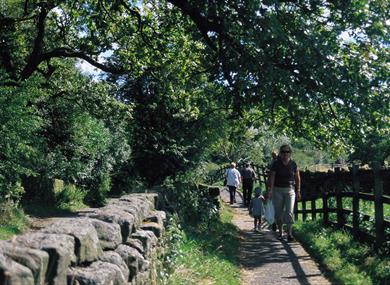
241 162 256 206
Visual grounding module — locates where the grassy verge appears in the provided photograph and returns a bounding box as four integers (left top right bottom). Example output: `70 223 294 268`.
162 201 240 285
0 202 28 240
1 187 88 241
23 198 87 218
294 220 390 285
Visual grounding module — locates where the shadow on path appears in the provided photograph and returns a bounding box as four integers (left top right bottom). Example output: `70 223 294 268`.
221 188 332 285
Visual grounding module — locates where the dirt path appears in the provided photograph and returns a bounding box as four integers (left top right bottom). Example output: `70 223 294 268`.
221 188 332 285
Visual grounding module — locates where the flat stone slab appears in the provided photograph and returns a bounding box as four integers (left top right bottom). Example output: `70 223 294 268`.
0 253 34 285
42 218 102 264
115 244 148 282
99 251 129 282
67 261 126 285
141 222 164 238
119 195 155 219
89 218 122 250
82 208 135 242
13 232 76 285
0 241 49 285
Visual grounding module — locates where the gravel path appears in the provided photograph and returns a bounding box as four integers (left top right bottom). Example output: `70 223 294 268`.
221 188 332 285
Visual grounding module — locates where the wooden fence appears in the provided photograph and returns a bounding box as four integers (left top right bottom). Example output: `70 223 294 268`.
209 163 390 249
297 163 390 249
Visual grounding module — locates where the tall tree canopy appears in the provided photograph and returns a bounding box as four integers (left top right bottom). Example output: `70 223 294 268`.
0 0 389 188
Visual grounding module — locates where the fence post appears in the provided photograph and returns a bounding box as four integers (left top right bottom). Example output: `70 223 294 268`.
302 200 307 221
311 195 316 221
322 186 329 225
352 164 360 238
373 162 384 249
335 168 344 228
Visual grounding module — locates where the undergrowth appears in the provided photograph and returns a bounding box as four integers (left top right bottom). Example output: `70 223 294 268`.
0 201 27 240
294 220 390 285
159 202 240 285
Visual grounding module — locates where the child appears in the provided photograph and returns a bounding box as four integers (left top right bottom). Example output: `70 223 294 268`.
249 187 264 232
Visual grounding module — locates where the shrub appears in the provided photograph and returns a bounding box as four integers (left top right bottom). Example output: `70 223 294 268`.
157 214 185 282
0 182 25 204
84 172 111 207
55 183 86 210
0 200 27 240
160 170 219 227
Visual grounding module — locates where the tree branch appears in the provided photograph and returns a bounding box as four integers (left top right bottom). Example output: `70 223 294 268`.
20 3 51 80
119 0 158 51
24 0 29 16
42 47 126 74
167 0 221 50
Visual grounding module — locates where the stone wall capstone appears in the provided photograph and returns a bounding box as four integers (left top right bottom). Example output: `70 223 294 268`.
0 193 166 285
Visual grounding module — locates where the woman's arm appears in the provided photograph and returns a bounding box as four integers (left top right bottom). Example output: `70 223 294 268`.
267 171 275 199
295 167 301 201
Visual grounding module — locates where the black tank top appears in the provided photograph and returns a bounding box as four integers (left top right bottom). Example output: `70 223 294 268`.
270 159 297 187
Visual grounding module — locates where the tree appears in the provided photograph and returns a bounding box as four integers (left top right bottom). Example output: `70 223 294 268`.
36 61 132 205
1 0 388 190
110 3 228 185
166 1 389 159
0 72 44 202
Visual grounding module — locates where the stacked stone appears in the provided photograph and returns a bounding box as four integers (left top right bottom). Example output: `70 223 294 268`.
0 193 166 285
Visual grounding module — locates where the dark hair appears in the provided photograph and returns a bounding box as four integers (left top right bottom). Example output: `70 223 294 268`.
279 144 292 152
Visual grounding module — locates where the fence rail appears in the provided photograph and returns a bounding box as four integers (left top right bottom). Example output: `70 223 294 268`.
210 162 390 249
297 163 389 249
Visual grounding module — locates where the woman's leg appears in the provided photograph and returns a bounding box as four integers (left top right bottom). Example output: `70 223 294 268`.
285 188 296 237
273 189 284 237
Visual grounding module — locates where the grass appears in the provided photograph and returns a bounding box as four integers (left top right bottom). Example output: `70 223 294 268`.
0 185 88 241
0 199 86 240
23 184 88 218
23 201 81 218
294 219 390 285
0 202 28 240
163 201 241 285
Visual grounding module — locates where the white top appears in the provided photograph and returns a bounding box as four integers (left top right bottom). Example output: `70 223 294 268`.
226 168 241 187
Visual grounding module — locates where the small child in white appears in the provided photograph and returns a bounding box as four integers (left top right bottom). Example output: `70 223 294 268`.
249 187 265 232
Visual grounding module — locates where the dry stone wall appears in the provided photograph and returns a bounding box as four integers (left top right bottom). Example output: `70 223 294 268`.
0 193 166 285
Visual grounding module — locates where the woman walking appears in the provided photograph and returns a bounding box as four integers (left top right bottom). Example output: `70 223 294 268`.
267 144 301 242
225 162 242 204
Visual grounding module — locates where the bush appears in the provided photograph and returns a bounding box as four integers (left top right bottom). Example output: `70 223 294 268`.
0 200 27 240
84 172 111 207
0 182 25 204
157 214 185 282
160 170 219 227
55 183 86 210
158 203 240 285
